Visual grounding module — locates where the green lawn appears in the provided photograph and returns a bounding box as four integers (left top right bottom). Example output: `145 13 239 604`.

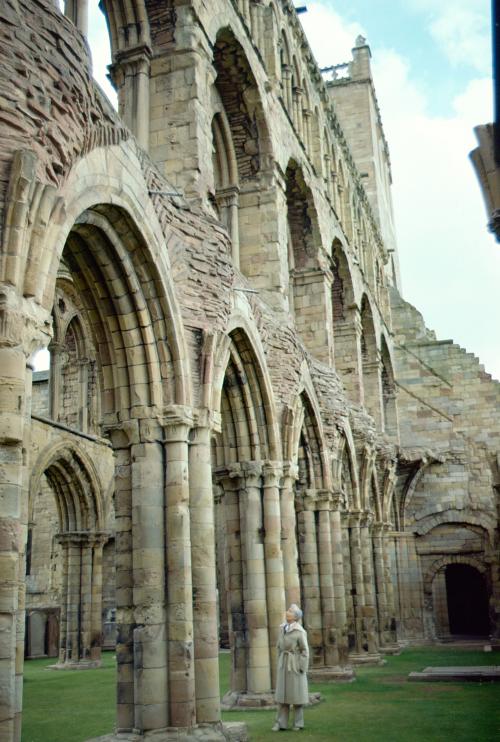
22 647 500 741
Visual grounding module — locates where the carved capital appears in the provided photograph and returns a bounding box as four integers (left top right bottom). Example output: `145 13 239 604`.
0 285 52 357
241 460 263 486
262 460 283 487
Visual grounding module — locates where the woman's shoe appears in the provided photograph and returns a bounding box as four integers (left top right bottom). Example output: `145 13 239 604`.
292 726 303 731
272 723 286 731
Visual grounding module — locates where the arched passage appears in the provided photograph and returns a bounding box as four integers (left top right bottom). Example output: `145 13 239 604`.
424 555 491 640
28 444 105 667
446 563 490 636
45 196 189 733
212 327 284 703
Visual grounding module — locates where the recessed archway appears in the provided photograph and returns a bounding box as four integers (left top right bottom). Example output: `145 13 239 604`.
445 563 490 637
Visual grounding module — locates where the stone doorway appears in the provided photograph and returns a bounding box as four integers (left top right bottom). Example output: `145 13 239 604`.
445 563 490 637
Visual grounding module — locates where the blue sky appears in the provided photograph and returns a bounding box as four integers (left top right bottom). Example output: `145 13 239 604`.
55 1 500 381
300 1 500 380
327 0 491 118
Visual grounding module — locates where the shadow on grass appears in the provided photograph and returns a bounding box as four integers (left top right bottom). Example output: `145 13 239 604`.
22 647 500 742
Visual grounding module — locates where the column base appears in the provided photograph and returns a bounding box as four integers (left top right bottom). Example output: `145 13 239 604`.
87 722 248 741
309 666 356 683
221 690 322 710
49 660 101 670
348 652 386 666
380 642 402 656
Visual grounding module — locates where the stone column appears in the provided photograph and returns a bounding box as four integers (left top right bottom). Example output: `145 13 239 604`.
164 410 195 728
189 418 220 723
107 427 135 733
330 494 349 665
66 537 81 663
240 461 271 693
281 65 293 113
360 512 378 654
317 491 338 667
372 522 389 646
64 0 89 37
333 307 363 405
303 109 312 154
348 511 366 655
128 421 169 733
48 341 63 421
110 47 152 151
262 461 286 687
362 355 383 429
296 492 322 666
79 536 94 661
90 536 105 662
250 0 264 50
383 524 398 643
292 87 304 137
58 538 69 664
215 187 240 269
281 463 300 606
489 555 500 639
217 466 246 693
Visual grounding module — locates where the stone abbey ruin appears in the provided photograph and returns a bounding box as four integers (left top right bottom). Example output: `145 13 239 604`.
0 1 499 740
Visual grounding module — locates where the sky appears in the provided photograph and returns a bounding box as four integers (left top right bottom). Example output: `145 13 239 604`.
40 1 500 381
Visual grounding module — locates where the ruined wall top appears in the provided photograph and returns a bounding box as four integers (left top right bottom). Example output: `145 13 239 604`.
0 0 129 240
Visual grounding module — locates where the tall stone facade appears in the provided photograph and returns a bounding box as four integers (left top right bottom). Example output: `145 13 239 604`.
0 2 498 740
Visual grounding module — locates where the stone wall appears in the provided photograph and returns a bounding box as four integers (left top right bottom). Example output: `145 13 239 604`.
0 2 498 740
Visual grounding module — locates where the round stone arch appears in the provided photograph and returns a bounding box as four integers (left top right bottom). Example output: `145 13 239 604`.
424 554 488 596
423 554 491 640
414 510 497 541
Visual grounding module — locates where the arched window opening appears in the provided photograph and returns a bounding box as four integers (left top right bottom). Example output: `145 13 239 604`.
331 241 360 400
213 28 270 278
286 162 327 357
360 296 382 427
381 337 398 439
211 112 240 265
280 30 293 111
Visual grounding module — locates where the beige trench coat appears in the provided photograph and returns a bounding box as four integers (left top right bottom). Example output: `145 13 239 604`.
275 624 309 706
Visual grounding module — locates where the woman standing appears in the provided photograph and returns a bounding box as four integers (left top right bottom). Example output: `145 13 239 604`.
272 604 309 732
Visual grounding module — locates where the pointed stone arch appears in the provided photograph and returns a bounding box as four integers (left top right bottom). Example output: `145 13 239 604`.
360 294 382 426
29 441 106 667
211 323 284 704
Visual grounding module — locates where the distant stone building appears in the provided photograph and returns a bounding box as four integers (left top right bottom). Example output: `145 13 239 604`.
0 2 498 741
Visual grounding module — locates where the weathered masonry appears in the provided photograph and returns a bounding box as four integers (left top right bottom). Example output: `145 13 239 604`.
0 2 499 740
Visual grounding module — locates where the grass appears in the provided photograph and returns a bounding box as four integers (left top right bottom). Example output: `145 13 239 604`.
22 647 500 741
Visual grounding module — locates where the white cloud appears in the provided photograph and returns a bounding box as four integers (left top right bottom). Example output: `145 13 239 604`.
301 2 500 380
299 2 366 67
406 0 490 74
372 53 500 379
